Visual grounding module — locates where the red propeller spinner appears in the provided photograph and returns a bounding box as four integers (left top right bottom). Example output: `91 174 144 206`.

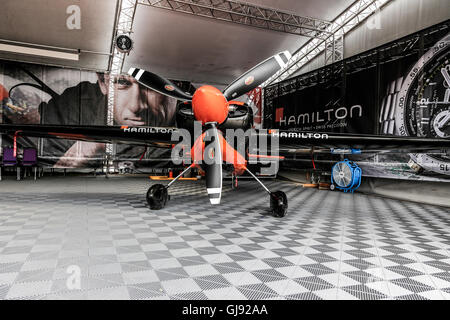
191 85 229 125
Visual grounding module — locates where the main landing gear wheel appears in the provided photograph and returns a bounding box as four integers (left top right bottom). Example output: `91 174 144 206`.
146 184 169 210
270 191 288 218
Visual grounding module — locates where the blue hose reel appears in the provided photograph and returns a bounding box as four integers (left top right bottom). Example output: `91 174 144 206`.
330 159 362 193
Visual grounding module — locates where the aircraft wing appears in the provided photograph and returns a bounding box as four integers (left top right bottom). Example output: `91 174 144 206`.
2 125 449 156
0 124 176 148
257 130 450 155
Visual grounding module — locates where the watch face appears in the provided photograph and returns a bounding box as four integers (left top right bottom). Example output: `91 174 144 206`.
116 34 133 53
396 34 450 175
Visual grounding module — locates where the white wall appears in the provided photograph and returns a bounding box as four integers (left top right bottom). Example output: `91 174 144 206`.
290 0 450 78
345 0 450 58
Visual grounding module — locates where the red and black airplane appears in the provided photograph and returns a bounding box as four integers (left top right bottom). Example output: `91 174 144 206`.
1 51 449 217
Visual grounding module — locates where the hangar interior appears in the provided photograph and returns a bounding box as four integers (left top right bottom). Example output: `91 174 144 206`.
0 0 449 300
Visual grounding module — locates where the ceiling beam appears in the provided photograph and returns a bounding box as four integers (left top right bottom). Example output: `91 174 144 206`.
138 0 332 39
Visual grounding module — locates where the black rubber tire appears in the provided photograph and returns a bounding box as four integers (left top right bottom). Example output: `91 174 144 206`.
146 184 169 210
270 191 288 218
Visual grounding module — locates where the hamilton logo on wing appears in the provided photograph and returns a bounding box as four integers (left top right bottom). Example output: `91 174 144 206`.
245 76 255 86
270 130 329 139
164 85 175 91
122 126 175 134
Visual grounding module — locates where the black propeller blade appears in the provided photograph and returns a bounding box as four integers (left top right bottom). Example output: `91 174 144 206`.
203 123 222 205
128 67 193 101
223 51 291 100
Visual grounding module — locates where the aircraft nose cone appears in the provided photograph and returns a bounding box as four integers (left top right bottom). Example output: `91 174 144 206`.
192 85 228 125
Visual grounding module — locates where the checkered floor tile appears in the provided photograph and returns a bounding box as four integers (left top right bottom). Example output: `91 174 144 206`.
0 175 449 300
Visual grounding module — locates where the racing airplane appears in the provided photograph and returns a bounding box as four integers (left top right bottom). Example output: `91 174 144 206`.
1 50 450 217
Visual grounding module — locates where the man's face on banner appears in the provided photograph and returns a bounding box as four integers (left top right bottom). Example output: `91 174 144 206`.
99 74 174 126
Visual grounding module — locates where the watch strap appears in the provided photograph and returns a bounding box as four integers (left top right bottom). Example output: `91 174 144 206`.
379 76 403 135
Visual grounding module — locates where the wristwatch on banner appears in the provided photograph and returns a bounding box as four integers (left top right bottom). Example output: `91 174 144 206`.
379 33 450 175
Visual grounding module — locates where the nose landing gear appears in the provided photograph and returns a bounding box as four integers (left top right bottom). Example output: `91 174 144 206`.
146 165 288 217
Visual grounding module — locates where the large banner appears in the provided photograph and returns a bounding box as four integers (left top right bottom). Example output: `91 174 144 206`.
0 61 193 168
264 21 450 181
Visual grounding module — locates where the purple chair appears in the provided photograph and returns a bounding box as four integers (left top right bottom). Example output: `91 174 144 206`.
21 148 38 180
1 147 19 180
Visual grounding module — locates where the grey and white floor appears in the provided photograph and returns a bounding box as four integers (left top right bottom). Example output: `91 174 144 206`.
0 175 449 300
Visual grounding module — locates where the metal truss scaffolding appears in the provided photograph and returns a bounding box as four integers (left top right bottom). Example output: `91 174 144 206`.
138 0 332 39
325 34 344 66
263 0 393 86
106 0 138 172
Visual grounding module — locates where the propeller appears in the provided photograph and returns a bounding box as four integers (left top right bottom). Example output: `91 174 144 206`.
203 123 222 205
128 50 291 102
127 67 193 101
222 51 291 100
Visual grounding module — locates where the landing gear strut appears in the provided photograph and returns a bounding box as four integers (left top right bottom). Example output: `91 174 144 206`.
146 164 193 210
245 168 288 218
